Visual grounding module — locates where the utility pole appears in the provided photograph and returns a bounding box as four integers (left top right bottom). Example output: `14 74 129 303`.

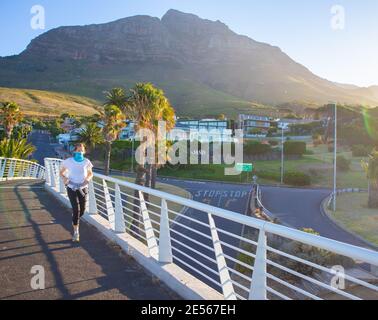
281 125 284 185
131 135 135 173
333 103 337 212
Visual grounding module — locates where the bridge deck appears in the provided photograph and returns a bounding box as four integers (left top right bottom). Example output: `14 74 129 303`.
0 180 179 300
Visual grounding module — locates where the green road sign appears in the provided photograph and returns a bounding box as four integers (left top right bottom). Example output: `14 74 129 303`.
236 163 253 172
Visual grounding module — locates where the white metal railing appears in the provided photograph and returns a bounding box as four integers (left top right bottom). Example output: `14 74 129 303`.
0 157 45 181
43 157 378 300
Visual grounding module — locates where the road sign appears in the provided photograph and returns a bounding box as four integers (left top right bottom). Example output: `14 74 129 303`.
236 163 253 172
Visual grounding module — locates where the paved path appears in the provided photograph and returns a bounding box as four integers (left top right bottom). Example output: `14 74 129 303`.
0 180 179 300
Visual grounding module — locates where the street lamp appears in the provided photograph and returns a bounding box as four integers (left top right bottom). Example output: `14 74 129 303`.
332 102 338 212
281 125 284 185
131 135 135 173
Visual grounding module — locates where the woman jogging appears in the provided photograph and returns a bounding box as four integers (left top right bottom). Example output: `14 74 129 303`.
59 143 94 242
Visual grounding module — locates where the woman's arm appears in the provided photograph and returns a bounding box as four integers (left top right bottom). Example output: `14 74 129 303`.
59 166 69 185
85 167 94 183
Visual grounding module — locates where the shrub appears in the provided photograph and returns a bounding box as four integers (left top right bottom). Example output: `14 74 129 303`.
244 141 271 155
268 140 279 146
284 141 307 155
284 171 311 186
351 144 372 157
336 155 351 171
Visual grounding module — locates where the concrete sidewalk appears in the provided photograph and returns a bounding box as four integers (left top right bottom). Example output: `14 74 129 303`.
0 180 179 300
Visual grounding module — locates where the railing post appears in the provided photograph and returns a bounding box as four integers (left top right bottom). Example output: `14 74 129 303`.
88 180 97 215
39 167 46 180
114 183 125 233
103 180 115 230
249 227 268 300
8 160 15 178
49 161 56 188
25 163 31 178
139 191 159 260
159 199 173 263
44 159 51 185
208 213 237 300
32 164 38 178
0 158 6 180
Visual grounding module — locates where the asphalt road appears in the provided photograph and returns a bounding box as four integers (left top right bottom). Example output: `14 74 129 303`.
260 186 374 249
29 131 59 164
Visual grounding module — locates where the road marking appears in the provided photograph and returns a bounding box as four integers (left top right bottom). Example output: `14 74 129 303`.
194 190 248 199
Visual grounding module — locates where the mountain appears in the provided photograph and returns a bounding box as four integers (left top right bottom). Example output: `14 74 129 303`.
0 9 377 117
0 87 99 117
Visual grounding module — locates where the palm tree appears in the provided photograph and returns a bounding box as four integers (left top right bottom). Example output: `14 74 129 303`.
104 88 128 113
127 83 175 189
0 102 23 138
362 150 378 208
102 104 126 176
77 122 104 155
0 138 36 159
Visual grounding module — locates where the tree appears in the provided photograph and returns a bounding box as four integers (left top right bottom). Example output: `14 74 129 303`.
127 83 175 189
0 102 23 138
361 150 378 208
102 104 125 176
0 138 36 159
104 88 128 113
77 122 104 154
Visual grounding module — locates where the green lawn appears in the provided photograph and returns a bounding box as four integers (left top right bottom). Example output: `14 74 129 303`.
325 193 378 247
104 142 370 189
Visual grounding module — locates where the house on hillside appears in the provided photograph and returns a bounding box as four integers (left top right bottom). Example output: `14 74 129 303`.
238 114 277 137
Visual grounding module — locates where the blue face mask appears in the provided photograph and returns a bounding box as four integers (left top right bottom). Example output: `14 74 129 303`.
73 152 85 162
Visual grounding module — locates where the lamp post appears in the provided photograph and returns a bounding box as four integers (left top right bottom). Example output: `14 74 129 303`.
332 103 337 212
131 135 135 173
281 125 284 185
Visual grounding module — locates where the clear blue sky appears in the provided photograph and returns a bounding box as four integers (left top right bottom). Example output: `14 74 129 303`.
1 0 377 87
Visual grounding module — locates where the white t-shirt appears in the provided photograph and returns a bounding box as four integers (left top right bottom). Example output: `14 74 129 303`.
62 157 93 185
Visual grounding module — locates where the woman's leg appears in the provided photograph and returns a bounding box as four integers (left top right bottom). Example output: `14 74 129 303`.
77 187 88 220
67 187 80 229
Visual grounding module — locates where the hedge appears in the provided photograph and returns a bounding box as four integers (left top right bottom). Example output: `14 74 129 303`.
244 141 272 155
284 171 311 186
283 141 306 155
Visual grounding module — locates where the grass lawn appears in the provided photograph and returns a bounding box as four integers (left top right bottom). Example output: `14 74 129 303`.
326 193 378 247
103 142 370 189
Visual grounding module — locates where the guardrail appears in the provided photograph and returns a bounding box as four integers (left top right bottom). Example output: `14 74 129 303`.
44 157 378 300
0 157 45 181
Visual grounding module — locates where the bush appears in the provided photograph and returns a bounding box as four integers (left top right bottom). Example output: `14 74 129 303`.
244 141 271 155
336 155 351 171
284 171 311 186
268 140 279 146
351 144 372 157
284 141 306 155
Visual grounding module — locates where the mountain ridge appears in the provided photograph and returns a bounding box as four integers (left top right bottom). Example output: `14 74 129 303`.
0 9 377 117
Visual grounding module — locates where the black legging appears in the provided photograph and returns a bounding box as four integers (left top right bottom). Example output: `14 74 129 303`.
67 187 88 226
